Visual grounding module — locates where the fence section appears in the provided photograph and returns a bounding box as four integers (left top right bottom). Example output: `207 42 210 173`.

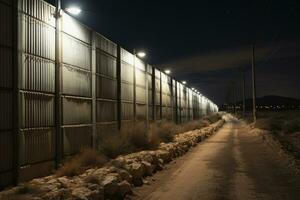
0 0 218 188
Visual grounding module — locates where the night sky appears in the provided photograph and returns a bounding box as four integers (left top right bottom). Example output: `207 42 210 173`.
47 0 300 105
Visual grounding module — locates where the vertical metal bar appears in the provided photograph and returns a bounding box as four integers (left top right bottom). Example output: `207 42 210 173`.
91 32 96 149
117 45 121 130
145 64 149 129
55 0 62 167
152 67 155 121
133 50 136 123
242 68 246 118
12 0 20 186
159 71 162 120
170 78 173 122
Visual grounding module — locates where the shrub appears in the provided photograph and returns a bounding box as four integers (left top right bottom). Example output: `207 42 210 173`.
56 148 108 177
283 119 300 134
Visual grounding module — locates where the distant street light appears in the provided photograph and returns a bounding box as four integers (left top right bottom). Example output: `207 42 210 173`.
66 7 82 15
137 51 146 58
182 81 186 85
164 69 171 74
192 88 195 91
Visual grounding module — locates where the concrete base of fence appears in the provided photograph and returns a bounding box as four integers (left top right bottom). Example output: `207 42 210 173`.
0 119 225 200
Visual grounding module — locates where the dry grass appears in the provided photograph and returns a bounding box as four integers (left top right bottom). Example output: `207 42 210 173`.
57 113 222 173
56 148 108 177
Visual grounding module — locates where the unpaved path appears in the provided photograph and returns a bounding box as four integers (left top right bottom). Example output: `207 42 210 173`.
130 118 300 200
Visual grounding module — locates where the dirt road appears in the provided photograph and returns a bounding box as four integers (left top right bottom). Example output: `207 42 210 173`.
131 118 300 200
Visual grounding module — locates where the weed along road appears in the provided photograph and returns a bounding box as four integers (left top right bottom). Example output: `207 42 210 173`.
131 118 300 200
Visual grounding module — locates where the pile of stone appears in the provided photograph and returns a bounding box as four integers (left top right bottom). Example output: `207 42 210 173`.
0 120 225 200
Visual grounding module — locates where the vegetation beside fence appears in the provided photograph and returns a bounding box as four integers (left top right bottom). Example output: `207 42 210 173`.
56 113 222 177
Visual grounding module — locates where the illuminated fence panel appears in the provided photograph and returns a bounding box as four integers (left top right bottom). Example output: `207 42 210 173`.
121 48 134 125
0 0 218 187
147 65 153 121
95 33 118 140
135 58 146 122
61 11 93 157
155 69 161 120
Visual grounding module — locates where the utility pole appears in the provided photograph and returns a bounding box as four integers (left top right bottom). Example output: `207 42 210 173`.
252 44 257 122
240 67 246 118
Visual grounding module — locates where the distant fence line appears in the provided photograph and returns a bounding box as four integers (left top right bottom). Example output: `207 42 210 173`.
0 0 218 188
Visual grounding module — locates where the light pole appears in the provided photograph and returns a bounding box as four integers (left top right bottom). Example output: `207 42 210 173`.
252 44 257 123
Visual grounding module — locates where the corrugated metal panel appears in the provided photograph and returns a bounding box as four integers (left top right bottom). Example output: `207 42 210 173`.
0 171 13 189
19 129 55 165
0 91 12 130
0 2 12 47
135 58 145 71
96 100 117 122
147 74 152 90
21 55 55 93
122 102 134 120
23 15 55 60
147 64 153 74
155 106 161 120
19 161 54 183
136 69 146 87
22 0 56 27
0 131 13 172
96 76 117 99
0 47 12 88
162 94 171 106
148 105 153 120
148 90 153 105
121 48 133 65
62 12 91 44
136 87 146 103
95 33 117 57
162 107 172 120
96 50 116 78
96 123 118 141
121 62 133 83
155 78 160 91
155 69 160 78
62 97 92 125
121 83 133 101
20 92 54 128
64 126 92 155
136 104 146 120
62 65 91 97
62 33 91 70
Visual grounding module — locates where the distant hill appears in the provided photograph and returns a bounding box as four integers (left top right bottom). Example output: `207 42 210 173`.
244 95 300 107
220 95 300 111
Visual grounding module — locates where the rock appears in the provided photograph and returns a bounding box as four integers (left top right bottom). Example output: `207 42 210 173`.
132 178 143 187
118 181 132 197
118 169 132 183
126 163 145 180
101 173 120 196
111 157 126 168
143 180 150 185
142 161 154 176
42 188 70 200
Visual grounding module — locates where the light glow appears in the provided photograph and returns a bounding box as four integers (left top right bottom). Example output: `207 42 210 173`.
182 81 186 84
164 69 171 74
137 51 146 58
66 7 82 15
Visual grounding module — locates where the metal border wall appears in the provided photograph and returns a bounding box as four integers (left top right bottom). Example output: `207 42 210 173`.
0 0 218 188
